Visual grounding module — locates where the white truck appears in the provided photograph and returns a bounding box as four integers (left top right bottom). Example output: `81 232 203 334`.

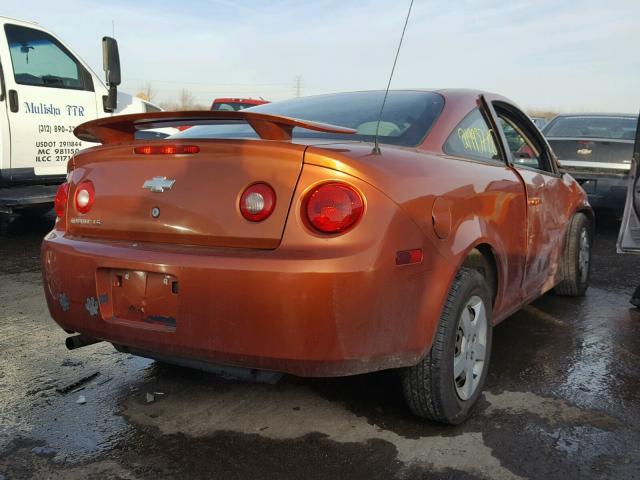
0 16 160 216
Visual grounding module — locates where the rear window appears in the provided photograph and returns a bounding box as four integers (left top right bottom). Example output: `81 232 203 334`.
544 116 637 140
211 102 259 111
174 91 445 147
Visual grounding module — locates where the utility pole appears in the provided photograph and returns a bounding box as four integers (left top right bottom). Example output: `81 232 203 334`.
295 76 303 98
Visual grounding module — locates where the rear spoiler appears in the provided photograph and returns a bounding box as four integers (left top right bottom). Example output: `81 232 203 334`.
74 110 356 144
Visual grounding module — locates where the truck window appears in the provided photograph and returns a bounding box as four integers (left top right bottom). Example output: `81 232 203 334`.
4 24 92 91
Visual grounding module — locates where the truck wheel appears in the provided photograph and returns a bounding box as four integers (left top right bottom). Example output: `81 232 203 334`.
401 268 493 424
554 213 591 296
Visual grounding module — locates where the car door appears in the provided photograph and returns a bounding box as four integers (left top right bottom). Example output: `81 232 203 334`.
484 97 573 298
617 112 640 253
0 22 99 178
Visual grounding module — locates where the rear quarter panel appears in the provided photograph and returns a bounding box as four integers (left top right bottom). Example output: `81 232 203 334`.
304 145 529 325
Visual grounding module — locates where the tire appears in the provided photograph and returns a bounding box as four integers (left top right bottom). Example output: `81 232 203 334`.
630 286 640 308
554 212 592 296
401 268 493 424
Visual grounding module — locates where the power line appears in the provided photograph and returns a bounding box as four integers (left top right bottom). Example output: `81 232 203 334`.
124 77 291 87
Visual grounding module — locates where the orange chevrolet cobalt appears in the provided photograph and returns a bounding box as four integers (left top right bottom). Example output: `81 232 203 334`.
42 90 592 424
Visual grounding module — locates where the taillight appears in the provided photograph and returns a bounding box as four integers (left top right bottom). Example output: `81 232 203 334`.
240 183 276 222
75 180 95 214
304 182 364 234
54 183 69 218
134 145 200 154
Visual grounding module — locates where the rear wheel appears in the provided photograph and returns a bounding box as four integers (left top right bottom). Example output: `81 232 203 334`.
401 268 493 424
554 212 592 296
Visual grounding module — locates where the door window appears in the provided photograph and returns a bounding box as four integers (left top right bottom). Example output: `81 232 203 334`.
4 24 91 90
495 108 554 173
443 108 502 163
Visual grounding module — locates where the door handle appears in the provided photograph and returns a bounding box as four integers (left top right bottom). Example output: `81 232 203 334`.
8 90 18 112
527 197 542 206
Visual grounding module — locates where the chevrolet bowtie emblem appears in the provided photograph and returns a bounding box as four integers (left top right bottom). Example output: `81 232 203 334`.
143 176 176 193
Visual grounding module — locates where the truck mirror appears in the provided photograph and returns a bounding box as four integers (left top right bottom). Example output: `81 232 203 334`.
102 37 121 86
102 36 120 112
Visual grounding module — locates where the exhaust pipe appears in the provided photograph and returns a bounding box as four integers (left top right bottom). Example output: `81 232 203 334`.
65 334 102 350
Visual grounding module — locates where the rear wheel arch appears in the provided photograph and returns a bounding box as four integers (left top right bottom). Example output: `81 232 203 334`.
555 210 593 296
461 243 499 307
575 207 595 231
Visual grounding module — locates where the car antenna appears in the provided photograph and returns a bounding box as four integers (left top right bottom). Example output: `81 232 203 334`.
372 0 414 155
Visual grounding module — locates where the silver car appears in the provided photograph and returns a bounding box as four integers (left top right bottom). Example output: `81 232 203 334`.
543 113 637 213
617 112 640 306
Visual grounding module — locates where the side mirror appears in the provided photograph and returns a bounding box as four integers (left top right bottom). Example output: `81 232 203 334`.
102 36 121 112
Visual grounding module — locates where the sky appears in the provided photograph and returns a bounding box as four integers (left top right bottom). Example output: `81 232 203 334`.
3 0 639 113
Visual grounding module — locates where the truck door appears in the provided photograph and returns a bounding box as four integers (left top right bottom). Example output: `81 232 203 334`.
617 112 640 254
1 23 98 178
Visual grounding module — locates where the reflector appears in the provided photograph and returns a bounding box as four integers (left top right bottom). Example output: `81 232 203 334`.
395 249 423 265
54 183 69 218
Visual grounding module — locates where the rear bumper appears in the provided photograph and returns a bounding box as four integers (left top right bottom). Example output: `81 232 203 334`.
0 184 60 212
567 171 628 211
41 232 436 377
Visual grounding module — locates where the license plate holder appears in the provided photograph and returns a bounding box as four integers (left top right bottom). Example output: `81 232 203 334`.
96 269 178 331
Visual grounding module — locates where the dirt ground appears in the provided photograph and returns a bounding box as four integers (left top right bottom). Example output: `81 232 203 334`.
0 212 639 480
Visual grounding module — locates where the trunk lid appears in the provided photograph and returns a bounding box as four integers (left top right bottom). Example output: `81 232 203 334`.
66 140 305 249
548 138 633 172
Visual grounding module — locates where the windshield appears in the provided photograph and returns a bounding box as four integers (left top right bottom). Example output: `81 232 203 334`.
175 91 445 147
544 116 637 140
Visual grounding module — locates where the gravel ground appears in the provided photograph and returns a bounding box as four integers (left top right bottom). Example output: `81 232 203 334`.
0 211 639 480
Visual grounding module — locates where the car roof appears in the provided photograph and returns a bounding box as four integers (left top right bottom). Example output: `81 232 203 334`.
280 88 509 105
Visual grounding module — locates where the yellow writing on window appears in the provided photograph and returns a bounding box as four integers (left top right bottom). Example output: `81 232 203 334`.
457 128 497 156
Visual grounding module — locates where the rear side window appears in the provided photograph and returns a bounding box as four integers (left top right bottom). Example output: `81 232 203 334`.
443 108 500 162
4 24 92 91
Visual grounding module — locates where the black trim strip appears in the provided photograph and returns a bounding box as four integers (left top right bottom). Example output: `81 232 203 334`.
0 167 66 187
0 59 6 101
